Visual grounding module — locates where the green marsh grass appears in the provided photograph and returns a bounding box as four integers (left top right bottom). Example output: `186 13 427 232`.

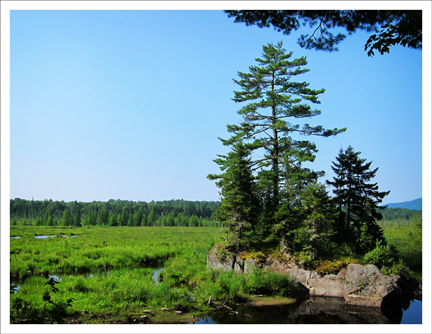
10 226 224 322
10 226 309 323
10 226 217 280
379 219 422 280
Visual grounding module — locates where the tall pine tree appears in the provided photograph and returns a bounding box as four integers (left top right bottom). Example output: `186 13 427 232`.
220 41 345 232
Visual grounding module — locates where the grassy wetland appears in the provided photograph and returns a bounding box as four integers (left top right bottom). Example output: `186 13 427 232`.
9 201 422 324
10 216 422 324
9 225 305 324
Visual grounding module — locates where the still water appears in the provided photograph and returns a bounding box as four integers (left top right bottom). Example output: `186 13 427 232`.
189 296 422 325
11 235 78 239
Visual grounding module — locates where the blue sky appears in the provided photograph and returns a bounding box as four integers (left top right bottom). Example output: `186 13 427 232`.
4 6 429 205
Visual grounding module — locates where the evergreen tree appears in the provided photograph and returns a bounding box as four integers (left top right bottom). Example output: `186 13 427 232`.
220 41 345 232
141 214 147 226
327 146 390 253
160 214 167 227
99 206 108 225
225 10 422 56
44 207 53 226
295 183 338 259
148 208 156 226
134 208 143 226
62 208 72 226
127 214 134 227
121 207 128 226
208 141 260 246
108 212 117 226
90 211 97 226
166 213 175 227
74 210 81 227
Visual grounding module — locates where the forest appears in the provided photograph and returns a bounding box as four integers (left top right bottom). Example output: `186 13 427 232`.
10 198 220 228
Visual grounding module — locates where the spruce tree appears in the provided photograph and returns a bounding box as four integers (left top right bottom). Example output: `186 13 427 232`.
327 146 390 252
208 141 260 248
134 208 143 226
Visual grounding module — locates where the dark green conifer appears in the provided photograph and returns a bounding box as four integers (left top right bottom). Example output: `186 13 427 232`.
208 141 260 248
327 146 390 253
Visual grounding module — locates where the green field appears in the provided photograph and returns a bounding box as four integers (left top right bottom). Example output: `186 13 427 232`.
9 216 422 324
9 226 304 324
378 219 422 280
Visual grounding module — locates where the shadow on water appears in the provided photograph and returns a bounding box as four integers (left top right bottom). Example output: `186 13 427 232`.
190 296 422 324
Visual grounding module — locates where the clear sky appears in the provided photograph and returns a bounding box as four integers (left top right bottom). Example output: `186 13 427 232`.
3 4 430 205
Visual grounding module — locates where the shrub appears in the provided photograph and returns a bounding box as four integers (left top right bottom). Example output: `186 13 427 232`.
363 240 399 267
216 271 242 301
244 269 300 297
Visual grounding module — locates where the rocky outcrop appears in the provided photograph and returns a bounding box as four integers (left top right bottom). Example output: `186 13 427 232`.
207 245 421 308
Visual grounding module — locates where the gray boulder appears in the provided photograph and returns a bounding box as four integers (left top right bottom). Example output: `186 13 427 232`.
207 246 420 308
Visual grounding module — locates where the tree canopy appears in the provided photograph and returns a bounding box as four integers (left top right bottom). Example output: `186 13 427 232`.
225 10 422 56
221 41 345 209
209 42 346 261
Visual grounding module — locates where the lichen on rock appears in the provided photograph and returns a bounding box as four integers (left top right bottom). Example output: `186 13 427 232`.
206 245 420 308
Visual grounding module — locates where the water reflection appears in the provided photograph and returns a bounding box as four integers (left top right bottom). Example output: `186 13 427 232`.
190 296 422 324
401 299 422 324
152 268 164 285
10 282 21 293
11 235 78 239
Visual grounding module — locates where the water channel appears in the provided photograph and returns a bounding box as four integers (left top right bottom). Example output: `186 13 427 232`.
189 296 422 325
11 235 78 239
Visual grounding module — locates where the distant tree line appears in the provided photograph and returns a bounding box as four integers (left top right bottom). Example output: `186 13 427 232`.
378 207 422 222
10 198 221 228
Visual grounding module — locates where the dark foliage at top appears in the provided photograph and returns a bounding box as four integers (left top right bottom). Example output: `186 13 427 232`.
225 10 422 56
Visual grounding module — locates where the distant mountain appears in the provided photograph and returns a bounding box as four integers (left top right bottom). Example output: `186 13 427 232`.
385 198 422 210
